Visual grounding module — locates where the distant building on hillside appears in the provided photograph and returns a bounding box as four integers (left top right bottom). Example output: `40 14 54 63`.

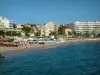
23 24 31 27
16 24 23 29
0 16 13 28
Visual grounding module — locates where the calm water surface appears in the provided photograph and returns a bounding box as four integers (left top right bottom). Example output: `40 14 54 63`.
0 42 100 75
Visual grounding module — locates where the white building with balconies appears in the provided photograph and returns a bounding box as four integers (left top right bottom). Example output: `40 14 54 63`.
70 21 100 34
37 22 58 36
0 16 13 29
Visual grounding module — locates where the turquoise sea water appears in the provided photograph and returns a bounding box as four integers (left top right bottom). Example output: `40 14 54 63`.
0 42 100 75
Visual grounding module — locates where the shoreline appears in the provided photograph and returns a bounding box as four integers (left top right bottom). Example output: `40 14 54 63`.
0 38 100 53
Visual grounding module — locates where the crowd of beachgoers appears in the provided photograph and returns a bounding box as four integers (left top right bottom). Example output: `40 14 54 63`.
0 38 100 53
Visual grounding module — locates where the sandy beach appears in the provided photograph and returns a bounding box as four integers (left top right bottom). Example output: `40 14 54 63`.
0 38 100 53
0 42 63 53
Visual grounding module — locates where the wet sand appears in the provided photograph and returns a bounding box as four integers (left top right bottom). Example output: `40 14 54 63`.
0 38 100 53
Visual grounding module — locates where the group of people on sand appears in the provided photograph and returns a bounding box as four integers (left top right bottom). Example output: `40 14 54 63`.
17 41 39 49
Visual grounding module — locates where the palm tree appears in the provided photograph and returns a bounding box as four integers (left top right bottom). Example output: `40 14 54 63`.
72 31 77 36
84 31 90 37
91 31 96 37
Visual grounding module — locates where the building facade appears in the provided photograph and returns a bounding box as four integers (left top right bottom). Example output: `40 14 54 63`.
37 22 58 36
0 16 13 28
16 24 23 29
69 21 100 34
45 22 57 36
37 24 45 36
65 28 73 37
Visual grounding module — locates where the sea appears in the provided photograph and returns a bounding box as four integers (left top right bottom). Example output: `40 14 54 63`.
0 41 100 75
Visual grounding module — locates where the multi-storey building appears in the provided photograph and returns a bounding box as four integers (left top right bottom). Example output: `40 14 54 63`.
37 22 58 36
37 24 45 36
45 22 57 36
68 21 100 34
0 16 13 28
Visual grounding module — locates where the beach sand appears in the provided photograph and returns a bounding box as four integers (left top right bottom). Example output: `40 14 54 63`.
0 38 100 53
0 43 61 53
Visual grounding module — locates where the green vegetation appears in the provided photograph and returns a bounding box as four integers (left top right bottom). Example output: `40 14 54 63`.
91 31 96 37
6 31 21 36
0 30 4 36
82 31 90 37
49 31 56 36
58 25 65 35
22 25 32 37
68 31 72 35
72 31 100 38
12 24 17 29
35 31 41 36
0 30 21 36
72 31 77 36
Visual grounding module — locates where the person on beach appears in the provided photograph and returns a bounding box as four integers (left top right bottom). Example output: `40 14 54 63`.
24 42 28 49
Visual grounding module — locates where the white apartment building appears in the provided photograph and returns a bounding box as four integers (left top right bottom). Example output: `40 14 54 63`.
45 22 57 36
37 24 45 36
0 16 13 28
71 21 100 33
37 22 58 36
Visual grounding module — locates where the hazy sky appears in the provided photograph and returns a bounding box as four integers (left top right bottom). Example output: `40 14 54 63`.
0 0 100 24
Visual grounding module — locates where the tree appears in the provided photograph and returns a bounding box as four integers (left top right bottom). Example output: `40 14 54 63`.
35 31 41 36
25 31 30 37
30 24 40 36
6 31 21 36
83 31 90 37
49 31 56 36
17 32 21 37
97 33 100 37
58 25 65 35
42 34 45 36
22 26 31 37
0 30 4 36
91 31 96 37
68 31 72 35
13 24 16 29
72 31 77 36
77 32 82 37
